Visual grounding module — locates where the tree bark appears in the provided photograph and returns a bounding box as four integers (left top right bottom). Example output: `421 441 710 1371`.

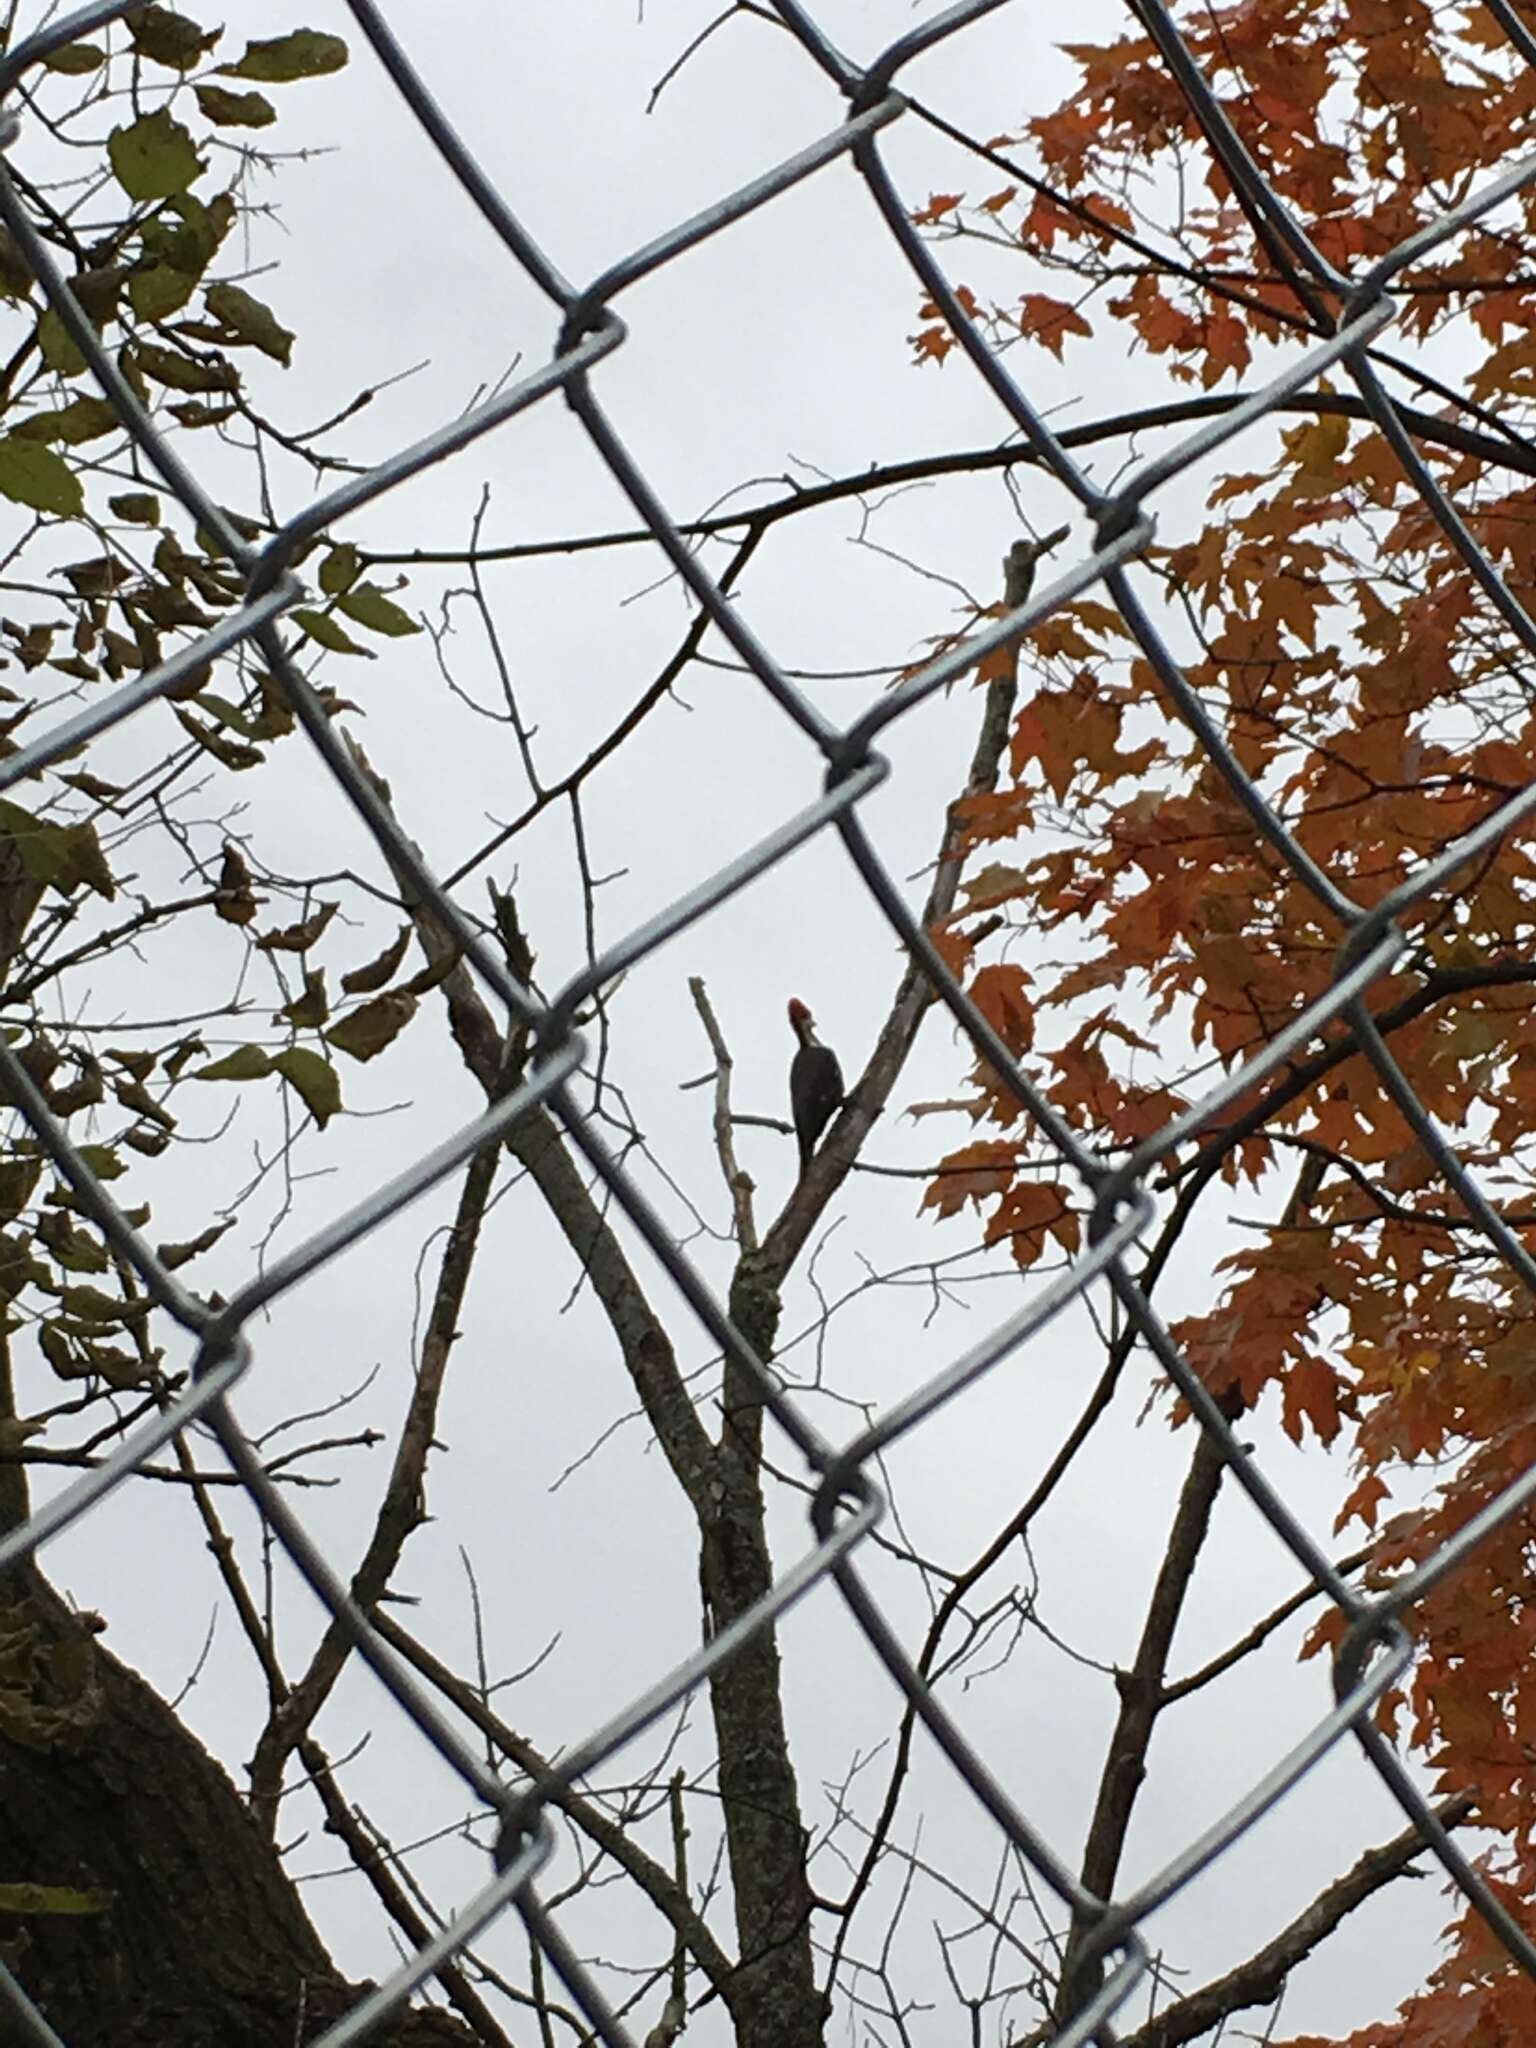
0 1564 475 2048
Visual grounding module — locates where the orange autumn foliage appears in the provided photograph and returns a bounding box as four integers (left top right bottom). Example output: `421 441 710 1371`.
912 1 1536 2038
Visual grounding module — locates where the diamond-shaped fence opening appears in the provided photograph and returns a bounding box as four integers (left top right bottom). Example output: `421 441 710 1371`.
2 2 1536 2044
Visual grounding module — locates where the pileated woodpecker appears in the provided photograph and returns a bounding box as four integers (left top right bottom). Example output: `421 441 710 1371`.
788 997 844 1175
1003 525 1069 612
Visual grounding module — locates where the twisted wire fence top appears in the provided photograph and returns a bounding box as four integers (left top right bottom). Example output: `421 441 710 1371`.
0 0 1534 2043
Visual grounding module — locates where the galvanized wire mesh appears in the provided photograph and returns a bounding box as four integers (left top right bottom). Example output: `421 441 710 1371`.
2 0 1536 2042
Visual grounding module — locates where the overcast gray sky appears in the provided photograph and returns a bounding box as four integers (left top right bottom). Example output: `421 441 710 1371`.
6 2 1471 2041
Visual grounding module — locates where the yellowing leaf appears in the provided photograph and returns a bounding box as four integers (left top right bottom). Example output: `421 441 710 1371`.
193 1045 274 1082
326 992 417 1062
173 708 263 770
341 926 411 994
194 84 277 127
279 969 329 1029
108 492 161 525
133 343 237 393
204 283 294 365
157 1219 235 1270
293 608 371 656
336 584 419 636
255 902 338 952
218 30 348 82
273 1046 341 1126
0 1883 111 1916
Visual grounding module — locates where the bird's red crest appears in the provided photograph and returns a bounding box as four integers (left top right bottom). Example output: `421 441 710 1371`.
787 997 811 1024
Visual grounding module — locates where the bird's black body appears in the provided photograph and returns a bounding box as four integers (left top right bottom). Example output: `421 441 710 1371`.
788 998 844 1174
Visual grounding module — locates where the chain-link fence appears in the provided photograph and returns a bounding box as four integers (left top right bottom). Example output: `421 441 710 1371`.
2 0 1536 2042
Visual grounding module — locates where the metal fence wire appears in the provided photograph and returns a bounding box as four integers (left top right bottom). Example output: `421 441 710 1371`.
2 0 1536 2042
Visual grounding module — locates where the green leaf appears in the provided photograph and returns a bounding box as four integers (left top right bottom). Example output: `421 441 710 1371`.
0 1882 112 1916
127 6 219 70
273 1046 341 1127
337 583 419 637
0 1231 50 1301
193 1045 274 1082
38 1321 74 1375
75 264 127 327
37 1210 107 1274
0 437 83 517
251 671 295 739
292 608 371 657
341 926 411 994
139 194 221 280
60 774 124 808
129 263 197 320
37 309 87 377
204 282 293 365
138 580 214 632
0 1158 40 1223
162 1039 206 1081
218 30 347 82
59 1283 143 1328
194 83 276 128
61 556 131 597
0 227 31 300
132 342 237 393
318 542 360 594
75 1145 125 1182
59 821 114 900
190 692 262 740
166 400 238 428
105 1050 156 1082
39 43 106 74
41 1321 143 1386
16 398 120 446
0 801 62 883
114 1073 175 1131
116 343 149 404
108 109 203 202
175 707 264 770
109 492 161 526
326 992 417 1063
0 802 113 898
6 622 52 670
